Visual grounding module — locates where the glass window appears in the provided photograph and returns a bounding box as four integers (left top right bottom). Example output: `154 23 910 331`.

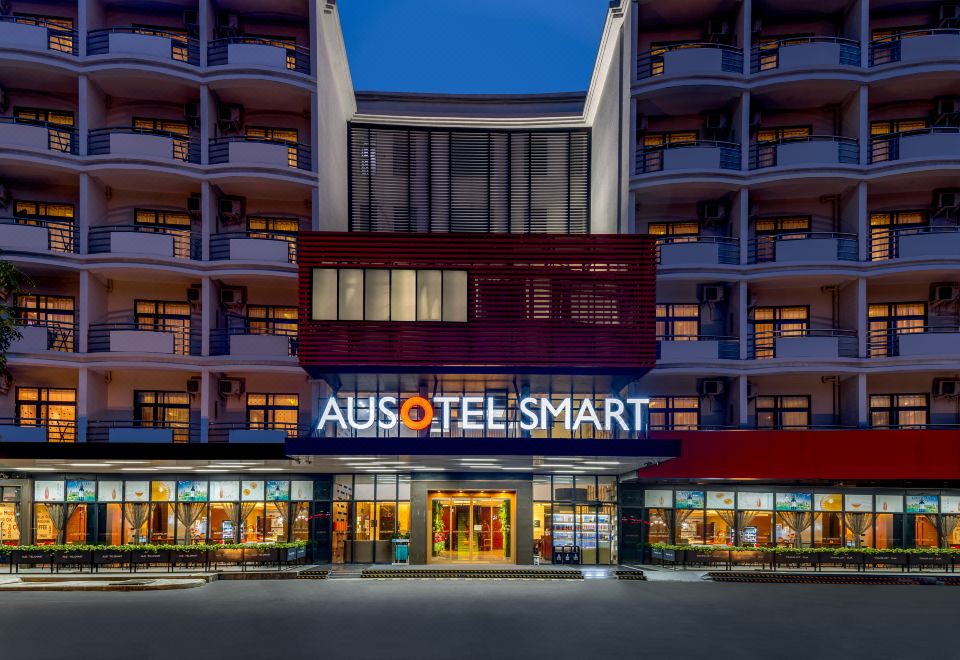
870 394 928 429
354 475 375 500
674 509 704 545
377 502 397 540
442 271 468 322
246 305 297 337
241 502 265 542
552 476 574 500
598 477 617 502
533 476 552 501
375 475 397 501
868 302 926 358
649 396 699 430
656 304 700 339
752 305 809 359
15 387 76 442
364 270 390 320
756 395 810 429
209 503 237 543
135 299 191 355
390 270 416 321
14 294 76 352
134 391 191 442
333 475 353 501
247 393 299 436
417 270 442 321
705 510 733 545
338 269 364 320
312 269 337 320
397 476 411 501
0 502 20 545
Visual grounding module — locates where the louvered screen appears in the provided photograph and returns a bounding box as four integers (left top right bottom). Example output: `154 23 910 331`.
349 124 590 234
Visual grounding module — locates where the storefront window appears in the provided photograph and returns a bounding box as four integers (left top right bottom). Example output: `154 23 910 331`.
265 502 286 542
814 512 842 547
176 503 208 544
705 510 733 545
34 503 61 544
647 508 671 544
598 477 617 502
533 503 552 562
150 503 175 543
102 503 123 545
241 502 264 542
553 476 574 500
844 513 873 547
739 511 773 546
912 515 938 548
209 503 237 543
123 503 150 544
0 488 21 545
533 476 551 501
64 504 88 544
674 509 704 545
875 513 899 548
776 512 812 547
354 502 376 542
377 502 397 540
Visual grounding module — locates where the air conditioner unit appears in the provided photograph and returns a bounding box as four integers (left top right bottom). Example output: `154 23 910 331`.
186 287 201 303
936 98 960 116
186 194 201 216
217 104 243 132
218 378 245 398
186 378 201 395
219 196 244 224
700 284 725 303
220 288 243 306
699 379 725 396
930 282 959 302
934 379 960 397
699 200 729 223
705 113 729 130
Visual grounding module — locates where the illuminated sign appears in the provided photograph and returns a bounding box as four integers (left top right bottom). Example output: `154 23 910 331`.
317 396 650 434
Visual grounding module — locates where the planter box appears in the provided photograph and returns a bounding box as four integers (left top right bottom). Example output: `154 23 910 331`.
731 550 770 566
170 551 207 565
131 550 170 565
685 550 729 565
776 553 817 567
243 549 279 563
53 551 92 564
211 548 244 564
16 551 53 564
661 549 684 564
818 552 863 566
281 547 304 562
865 553 907 567
909 553 950 568
93 551 130 565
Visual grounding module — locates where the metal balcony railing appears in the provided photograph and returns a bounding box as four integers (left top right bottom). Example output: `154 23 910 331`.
87 419 199 443
869 225 960 260
868 325 960 358
209 323 298 357
88 317 201 356
751 37 861 72
750 136 859 169
0 15 77 55
209 136 312 170
0 417 77 442
869 127 960 163
209 231 298 263
749 328 859 359
88 126 200 163
86 28 200 65
655 235 740 265
207 421 304 443
749 232 858 263
636 43 743 79
0 116 78 154
656 335 740 360
870 28 960 65
0 217 77 253
12 318 77 352
88 225 200 260
207 37 310 73
636 140 741 174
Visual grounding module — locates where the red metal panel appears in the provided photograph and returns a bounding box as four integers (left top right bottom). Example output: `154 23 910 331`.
298 232 657 373
641 429 960 480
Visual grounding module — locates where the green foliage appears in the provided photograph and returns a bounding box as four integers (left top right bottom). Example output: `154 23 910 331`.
0 541 306 554
648 542 956 556
0 255 28 381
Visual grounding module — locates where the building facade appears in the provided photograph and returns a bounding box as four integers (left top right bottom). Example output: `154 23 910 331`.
1 0 959 562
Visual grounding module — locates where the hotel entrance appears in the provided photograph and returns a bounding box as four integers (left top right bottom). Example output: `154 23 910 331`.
428 491 515 563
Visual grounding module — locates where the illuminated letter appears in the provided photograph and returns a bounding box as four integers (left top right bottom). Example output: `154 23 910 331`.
378 397 398 430
347 397 376 430
603 398 629 432
318 397 347 430
400 396 434 431
539 398 571 430
626 398 650 433
461 396 484 430
572 398 602 431
434 396 458 430
519 397 539 431
485 397 506 430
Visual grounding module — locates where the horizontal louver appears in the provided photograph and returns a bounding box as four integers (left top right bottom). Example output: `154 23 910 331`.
349 124 590 234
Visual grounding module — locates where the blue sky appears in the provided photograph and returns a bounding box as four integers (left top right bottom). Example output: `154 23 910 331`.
339 0 613 94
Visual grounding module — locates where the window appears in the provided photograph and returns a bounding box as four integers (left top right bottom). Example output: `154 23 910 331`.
868 302 926 357
247 216 299 262
13 200 75 252
132 24 189 61
246 394 299 436
656 304 700 339
755 34 815 70
13 14 74 52
246 127 299 167
871 119 927 136
755 126 811 143
869 210 927 260
16 387 76 441
392 134 411 176
752 306 809 359
135 209 192 258
14 294 75 351
134 391 191 443
648 397 700 430
135 300 192 355
133 118 190 160
753 216 811 262
246 306 296 352
756 395 810 429
642 131 698 148
312 269 468 322
649 222 700 239
244 34 298 69
14 107 74 152
870 394 928 429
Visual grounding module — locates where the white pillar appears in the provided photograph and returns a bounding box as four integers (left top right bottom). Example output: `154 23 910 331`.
857 84 869 165
857 372 869 428
740 91 751 172
738 280 749 360
77 367 88 442
856 277 867 359
201 276 212 357
200 369 211 443
737 375 750 428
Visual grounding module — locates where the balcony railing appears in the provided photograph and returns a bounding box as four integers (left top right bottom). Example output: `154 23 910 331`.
636 43 743 79
88 126 200 163
655 235 740 265
869 127 960 163
868 325 960 358
88 225 200 260
0 418 77 442
207 421 303 443
749 328 858 359
636 140 741 174
870 225 960 261
88 318 200 356
0 15 77 55
12 318 77 352
870 28 960 66
656 335 740 360
751 37 860 72
86 28 200 65
0 117 78 154
210 231 298 263
0 217 77 253
209 136 312 171
750 136 859 169
749 232 858 264
207 37 310 74
210 324 298 357
87 419 199 443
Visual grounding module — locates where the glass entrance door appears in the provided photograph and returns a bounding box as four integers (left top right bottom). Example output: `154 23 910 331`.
429 492 514 563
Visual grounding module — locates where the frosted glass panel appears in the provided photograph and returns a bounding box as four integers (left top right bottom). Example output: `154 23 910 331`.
417 270 442 321
443 271 468 322
312 269 337 320
338 269 364 320
391 270 416 321
364 269 390 320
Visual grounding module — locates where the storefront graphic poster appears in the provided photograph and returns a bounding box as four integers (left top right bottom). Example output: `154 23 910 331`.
291 481 313 501
707 492 735 510
241 481 264 502
266 481 290 501
177 481 208 502
210 481 240 502
906 495 939 514
941 496 960 514
844 494 873 512
34 481 64 502
644 489 673 508
98 481 123 502
675 490 704 509
876 495 904 513
125 481 150 502
737 492 773 510
66 480 96 503
775 493 812 512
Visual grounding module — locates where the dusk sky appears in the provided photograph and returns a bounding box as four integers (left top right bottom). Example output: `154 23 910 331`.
339 0 613 94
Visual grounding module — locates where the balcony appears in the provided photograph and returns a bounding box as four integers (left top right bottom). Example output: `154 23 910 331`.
749 233 858 264
656 236 739 266
870 29 960 67
0 217 77 254
88 127 200 163
209 136 311 171
207 422 298 444
88 225 200 260
750 329 858 360
636 43 742 80
210 326 297 358
0 419 76 442
750 136 859 169
87 420 198 443
11 320 76 353
657 335 739 362
870 226 960 261
870 128 960 164
210 231 297 264
869 326 960 359
89 318 200 356
0 15 77 56
87 28 199 66
751 37 860 73
636 140 741 174
0 117 77 155
207 37 310 74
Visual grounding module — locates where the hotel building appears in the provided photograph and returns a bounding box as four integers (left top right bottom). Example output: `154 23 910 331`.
1 0 959 563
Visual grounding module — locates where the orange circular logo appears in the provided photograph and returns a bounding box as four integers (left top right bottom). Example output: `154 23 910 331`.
399 396 434 431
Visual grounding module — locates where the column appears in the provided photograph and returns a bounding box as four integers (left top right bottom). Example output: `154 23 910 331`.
856 276 867 359
740 91 751 173
77 367 88 443
201 276 212 357
857 372 869 429
199 369 211 443
737 280 749 360
855 181 868 261
737 375 750 428
201 181 213 261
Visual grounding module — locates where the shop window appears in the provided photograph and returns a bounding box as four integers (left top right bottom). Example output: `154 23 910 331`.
13 200 75 252
738 510 774 546
135 299 192 355
312 268 468 322
912 515 939 548
134 391 191 442
868 302 926 357
705 510 733 545
776 512 813 547
648 396 699 431
656 304 700 340
845 512 874 548
814 512 843 547
870 394 929 429
0 488 21 546
246 393 299 436
646 508 671 544
869 210 927 261
756 395 810 429
15 387 76 442
752 305 809 359
874 513 902 549
13 294 75 351
674 509 705 545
